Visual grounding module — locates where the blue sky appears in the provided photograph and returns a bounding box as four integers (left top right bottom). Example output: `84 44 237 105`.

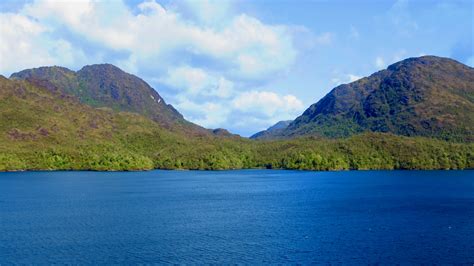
0 0 472 136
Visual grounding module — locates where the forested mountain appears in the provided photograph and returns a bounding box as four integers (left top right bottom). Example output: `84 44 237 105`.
10 64 209 135
1 57 473 171
254 56 474 141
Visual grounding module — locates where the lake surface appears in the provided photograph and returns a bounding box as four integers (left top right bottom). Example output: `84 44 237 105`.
0 170 473 264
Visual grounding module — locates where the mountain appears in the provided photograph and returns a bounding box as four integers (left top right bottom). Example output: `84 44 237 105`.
0 75 159 170
250 120 292 139
1 65 472 171
212 128 240 137
10 64 209 135
0 75 255 170
255 56 474 141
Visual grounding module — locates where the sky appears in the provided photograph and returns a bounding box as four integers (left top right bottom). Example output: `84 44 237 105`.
0 0 473 136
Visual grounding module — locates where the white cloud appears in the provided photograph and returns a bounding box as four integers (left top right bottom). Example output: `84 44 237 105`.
175 100 230 128
232 91 304 118
0 12 87 74
24 0 93 26
160 66 234 98
169 89 304 133
178 0 232 26
18 0 297 81
0 13 49 72
0 0 307 136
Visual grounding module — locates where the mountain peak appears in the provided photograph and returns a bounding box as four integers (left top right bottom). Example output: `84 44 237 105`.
79 63 125 73
257 55 474 141
9 63 210 135
10 66 74 80
386 55 466 72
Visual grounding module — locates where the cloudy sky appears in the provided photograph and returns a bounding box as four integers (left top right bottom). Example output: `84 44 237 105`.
0 0 472 136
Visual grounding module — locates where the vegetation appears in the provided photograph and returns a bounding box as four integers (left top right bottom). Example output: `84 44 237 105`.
1 129 472 171
1 57 473 172
10 64 208 135
256 56 474 141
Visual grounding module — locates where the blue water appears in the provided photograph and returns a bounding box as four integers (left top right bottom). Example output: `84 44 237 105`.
0 170 473 264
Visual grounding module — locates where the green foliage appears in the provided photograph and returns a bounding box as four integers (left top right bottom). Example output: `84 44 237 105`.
0 153 27 171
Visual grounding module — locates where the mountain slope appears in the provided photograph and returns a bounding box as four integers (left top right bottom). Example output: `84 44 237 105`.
250 120 292 139
10 64 208 135
259 56 474 141
1 75 472 171
0 76 254 170
0 75 160 170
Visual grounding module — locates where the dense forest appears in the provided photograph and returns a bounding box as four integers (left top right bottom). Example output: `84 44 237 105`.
1 132 472 171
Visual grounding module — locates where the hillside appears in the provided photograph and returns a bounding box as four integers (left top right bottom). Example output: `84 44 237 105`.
1 59 473 171
0 76 253 170
10 64 209 135
254 56 474 141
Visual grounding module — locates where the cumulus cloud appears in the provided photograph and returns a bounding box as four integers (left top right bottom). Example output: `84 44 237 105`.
167 89 305 135
0 13 48 72
17 0 297 81
232 91 304 118
0 12 88 73
175 100 230 129
176 0 232 26
160 66 234 99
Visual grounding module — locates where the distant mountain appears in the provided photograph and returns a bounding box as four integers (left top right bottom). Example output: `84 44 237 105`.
257 56 474 141
212 128 240 137
250 120 292 139
10 64 209 135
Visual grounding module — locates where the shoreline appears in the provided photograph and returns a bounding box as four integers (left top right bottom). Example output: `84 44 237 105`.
1 167 472 173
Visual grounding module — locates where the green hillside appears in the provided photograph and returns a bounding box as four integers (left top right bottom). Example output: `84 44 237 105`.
1 58 473 171
255 56 474 141
10 64 209 135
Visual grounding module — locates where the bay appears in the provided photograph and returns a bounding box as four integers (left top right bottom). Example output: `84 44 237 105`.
1 170 473 264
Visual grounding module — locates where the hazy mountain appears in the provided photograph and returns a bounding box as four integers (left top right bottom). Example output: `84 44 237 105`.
250 120 292 139
257 56 474 141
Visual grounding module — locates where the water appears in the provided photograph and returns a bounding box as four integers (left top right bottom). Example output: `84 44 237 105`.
0 170 473 264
